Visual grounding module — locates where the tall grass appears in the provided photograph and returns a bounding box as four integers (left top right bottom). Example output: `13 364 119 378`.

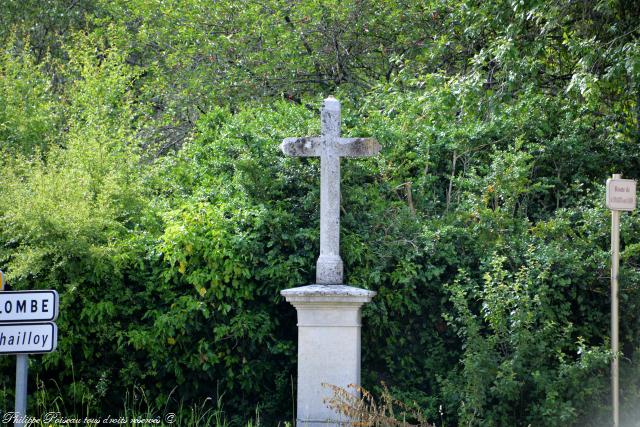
0 375 291 427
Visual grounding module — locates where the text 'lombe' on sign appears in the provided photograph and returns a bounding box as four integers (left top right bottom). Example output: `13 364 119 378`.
0 291 59 322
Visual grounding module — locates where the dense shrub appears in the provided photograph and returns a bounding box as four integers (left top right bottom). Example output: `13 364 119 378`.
0 46 162 414
0 0 639 425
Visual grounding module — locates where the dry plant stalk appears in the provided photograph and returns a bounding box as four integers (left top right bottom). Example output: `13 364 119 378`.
322 382 433 427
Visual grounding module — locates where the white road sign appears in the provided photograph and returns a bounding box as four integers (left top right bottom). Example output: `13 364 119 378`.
0 291 59 322
606 178 636 211
0 322 57 354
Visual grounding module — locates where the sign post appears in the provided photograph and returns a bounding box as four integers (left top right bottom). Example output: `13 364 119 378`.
15 354 27 427
0 276 59 427
606 174 636 427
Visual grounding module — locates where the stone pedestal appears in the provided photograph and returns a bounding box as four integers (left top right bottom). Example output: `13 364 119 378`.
281 285 376 426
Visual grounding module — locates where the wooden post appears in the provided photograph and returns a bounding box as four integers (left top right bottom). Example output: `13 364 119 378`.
606 173 636 427
611 192 620 427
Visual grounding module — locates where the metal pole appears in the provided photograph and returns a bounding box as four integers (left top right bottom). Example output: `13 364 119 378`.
2 270 28 427
14 354 28 427
611 173 621 427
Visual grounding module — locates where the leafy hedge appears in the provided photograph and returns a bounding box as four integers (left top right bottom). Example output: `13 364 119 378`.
1 0 640 425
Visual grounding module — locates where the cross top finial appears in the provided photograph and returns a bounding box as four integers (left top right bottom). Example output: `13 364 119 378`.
281 97 381 284
321 96 341 138
323 96 340 111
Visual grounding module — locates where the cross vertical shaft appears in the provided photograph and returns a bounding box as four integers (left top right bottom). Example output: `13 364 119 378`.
317 98 343 284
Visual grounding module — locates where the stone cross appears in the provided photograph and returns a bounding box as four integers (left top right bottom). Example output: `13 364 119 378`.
281 97 381 284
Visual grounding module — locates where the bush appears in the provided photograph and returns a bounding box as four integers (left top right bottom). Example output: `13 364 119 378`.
1 32 639 425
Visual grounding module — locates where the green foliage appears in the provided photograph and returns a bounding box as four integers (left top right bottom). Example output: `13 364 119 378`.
126 200 298 421
442 242 611 426
0 0 639 426
0 41 162 415
0 47 58 155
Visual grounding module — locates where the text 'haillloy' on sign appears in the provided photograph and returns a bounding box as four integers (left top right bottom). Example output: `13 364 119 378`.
0 322 57 354
0 291 59 322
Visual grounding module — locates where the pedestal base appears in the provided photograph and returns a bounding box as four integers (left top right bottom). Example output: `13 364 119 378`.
281 284 376 426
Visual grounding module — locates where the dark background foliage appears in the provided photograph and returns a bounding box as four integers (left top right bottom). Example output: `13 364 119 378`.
1 0 639 425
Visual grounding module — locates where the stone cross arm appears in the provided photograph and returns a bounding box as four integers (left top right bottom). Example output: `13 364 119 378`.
281 137 381 158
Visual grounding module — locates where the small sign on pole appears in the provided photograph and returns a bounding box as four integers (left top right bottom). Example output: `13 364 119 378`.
0 322 58 354
607 174 636 427
606 178 636 211
0 272 59 427
0 291 59 323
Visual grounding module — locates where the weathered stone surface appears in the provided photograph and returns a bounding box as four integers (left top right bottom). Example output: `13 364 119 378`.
280 96 381 285
281 285 376 426
281 284 377 302
281 137 322 156
281 136 380 158
280 97 379 426
337 137 381 157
